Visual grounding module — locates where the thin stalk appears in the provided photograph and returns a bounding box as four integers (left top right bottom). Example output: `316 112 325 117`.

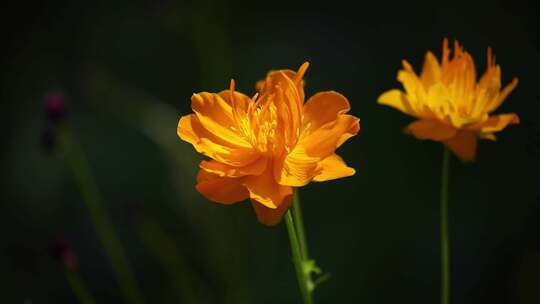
285 211 313 304
59 127 144 304
292 190 309 260
64 267 96 304
440 147 451 304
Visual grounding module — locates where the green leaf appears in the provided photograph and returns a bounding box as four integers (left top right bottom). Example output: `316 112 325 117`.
301 259 330 292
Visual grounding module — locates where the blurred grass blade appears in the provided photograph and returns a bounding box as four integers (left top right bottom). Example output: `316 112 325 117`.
136 217 208 303
64 266 96 304
59 127 145 304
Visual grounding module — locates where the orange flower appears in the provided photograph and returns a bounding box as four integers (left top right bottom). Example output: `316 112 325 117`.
178 62 360 225
378 39 519 161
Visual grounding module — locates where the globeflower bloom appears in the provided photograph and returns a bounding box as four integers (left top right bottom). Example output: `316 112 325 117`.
178 62 360 225
378 39 519 161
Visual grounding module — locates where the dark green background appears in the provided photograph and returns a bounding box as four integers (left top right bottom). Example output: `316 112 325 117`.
2 0 540 303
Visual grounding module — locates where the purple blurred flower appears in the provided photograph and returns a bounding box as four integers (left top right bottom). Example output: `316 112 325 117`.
44 90 66 123
50 236 78 271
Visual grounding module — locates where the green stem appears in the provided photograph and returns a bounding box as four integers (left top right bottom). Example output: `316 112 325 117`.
59 127 145 304
292 190 309 260
285 211 313 304
64 267 96 304
440 147 451 304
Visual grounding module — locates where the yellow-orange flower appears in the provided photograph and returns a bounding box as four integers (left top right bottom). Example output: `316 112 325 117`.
378 39 519 161
178 62 360 225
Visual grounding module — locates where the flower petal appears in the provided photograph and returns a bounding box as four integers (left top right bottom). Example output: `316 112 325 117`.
485 78 518 113
178 115 259 166
444 130 477 162
377 89 416 116
472 113 520 134
300 114 360 158
479 133 497 141
251 196 293 226
256 70 297 92
472 66 503 116
274 91 352 187
398 60 427 105
425 83 456 123
405 119 457 141
313 154 355 182
420 51 442 87
274 75 303 144
191 93 251 148
218 87 252 119
303 91 351 131
256 62 308 101
200 157 267 178
195 170 249 204
217 89 252 107
274 146 321 187
243 167 293 209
